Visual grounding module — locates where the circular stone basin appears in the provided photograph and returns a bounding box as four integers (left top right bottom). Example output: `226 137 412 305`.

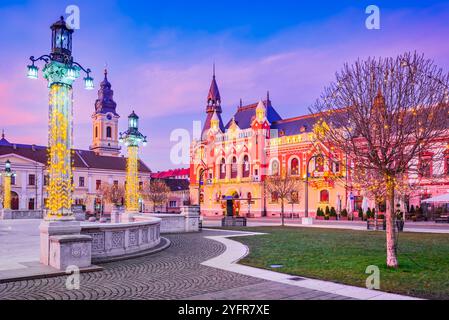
80 217 163 263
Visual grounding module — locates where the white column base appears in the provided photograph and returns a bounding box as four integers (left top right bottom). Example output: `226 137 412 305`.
40 220 85 269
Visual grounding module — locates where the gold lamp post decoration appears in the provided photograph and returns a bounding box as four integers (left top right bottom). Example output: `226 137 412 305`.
119 111 147 212
1 160 15 210
27 16 93 220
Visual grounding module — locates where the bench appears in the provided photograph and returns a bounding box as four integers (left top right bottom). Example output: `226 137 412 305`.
435 216 449 224
367 219 386 231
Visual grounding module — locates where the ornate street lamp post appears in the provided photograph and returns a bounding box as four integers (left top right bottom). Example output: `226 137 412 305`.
27 16 93 220
1 160 16 211
119 111 147 217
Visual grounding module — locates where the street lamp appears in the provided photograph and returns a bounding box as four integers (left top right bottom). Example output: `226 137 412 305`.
1 160 16 210
27 16 93 220
119 111 147 214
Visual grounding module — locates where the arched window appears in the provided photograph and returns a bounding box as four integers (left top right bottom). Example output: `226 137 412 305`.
231 157 238 179
315 156 324 172
320 190 329 203
271 160 280 176
242 155 250 178
220 158 226 180
290 158 299 176
95 126 98 138
106 126 112 138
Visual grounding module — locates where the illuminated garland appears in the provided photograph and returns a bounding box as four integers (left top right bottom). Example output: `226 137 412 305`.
46 83 74 218
3 175 11 210
125 145 139 212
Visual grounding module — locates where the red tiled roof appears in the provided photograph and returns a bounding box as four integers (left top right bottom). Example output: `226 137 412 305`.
0 143 151 173
151 168 189 179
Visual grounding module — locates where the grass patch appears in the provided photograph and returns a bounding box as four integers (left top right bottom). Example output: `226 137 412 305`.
228 226 449 299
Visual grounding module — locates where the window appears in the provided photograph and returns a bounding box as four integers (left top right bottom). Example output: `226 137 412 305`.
44 175 49 186
113 180 119 186
28 174 36 186
28 198 35 210
242 155 250 178
419 157 432 178
139 181 143 190
169 201 177 208
315 156 324 172
95 126 99 138
106 126 112 138
333 162 340 173
271 160 280 176
231 157 238 179
220 159 226 179
96 180 101 190
79 177 85 187
290 191 299 204
11 175 16 185
271 192 279 203
320 190 329 203
290 158 299 176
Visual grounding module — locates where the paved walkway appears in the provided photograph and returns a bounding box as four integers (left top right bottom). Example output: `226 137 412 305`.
0 220 418 300
0 229 352 300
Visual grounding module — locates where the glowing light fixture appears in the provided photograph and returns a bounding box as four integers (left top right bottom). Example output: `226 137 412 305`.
27 64 39 79
67 67 77 80
84 75 94 90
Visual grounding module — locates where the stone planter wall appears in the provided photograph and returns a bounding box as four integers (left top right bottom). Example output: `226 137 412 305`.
1 209 43 220
134 206 200 234
80 217 161 263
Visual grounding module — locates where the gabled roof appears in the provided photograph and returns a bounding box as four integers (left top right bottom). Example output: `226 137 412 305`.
0 143 151 173
271 114 320 136
151 168 189 179
225 100 282 130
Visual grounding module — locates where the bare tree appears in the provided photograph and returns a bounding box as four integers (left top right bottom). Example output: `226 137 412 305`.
265 175 303 226
97 183 125 208
311 52 449 268
142 179 171 212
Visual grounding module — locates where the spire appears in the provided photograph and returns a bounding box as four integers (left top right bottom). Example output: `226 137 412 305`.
266 90 271 106
207 64 221 109
0 129 11 146
95 68 118 115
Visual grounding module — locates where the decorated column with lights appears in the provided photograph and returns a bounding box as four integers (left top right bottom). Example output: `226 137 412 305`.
27 16 93 220
2 160 15 211
120 111 147 214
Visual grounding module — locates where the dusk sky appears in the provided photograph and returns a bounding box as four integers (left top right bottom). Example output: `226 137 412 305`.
1 0 449 171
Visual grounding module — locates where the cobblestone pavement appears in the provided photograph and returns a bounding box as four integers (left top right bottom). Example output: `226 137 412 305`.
0 230 351 300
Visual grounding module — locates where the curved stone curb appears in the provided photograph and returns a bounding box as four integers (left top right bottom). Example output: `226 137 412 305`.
202 231 421 300
94 237 171 264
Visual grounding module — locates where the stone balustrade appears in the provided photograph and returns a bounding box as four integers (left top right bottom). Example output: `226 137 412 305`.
80 217 161 263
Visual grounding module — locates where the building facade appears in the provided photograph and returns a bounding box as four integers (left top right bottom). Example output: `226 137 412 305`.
0 71 152 214
190 72 449 218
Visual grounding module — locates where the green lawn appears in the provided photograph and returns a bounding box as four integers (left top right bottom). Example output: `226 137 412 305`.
228 227 449 299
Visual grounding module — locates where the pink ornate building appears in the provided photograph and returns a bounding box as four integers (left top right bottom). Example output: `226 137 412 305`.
190 72 449 218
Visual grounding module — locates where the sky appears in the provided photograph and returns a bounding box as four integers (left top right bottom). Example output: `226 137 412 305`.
1 0 449 171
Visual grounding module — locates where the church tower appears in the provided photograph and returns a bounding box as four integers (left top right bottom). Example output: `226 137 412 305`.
202 65 225 138
90 69 121 157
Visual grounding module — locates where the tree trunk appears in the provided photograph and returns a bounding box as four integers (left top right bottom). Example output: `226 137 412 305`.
385 180 399 268
281 201 285 227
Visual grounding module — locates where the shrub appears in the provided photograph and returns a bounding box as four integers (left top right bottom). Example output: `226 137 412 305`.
325 206 330 216
358 207 363 219
317 207 324 217
341 209 348 217
330 207 337 217
366 208 372 219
